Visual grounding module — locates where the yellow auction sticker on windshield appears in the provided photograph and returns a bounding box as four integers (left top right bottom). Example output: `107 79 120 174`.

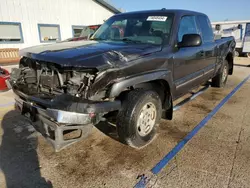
147 16 168 21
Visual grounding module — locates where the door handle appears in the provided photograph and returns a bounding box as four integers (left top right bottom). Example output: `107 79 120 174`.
199 51 205 57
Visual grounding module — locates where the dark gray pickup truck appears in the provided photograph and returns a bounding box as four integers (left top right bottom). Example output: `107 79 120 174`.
9 9 235 151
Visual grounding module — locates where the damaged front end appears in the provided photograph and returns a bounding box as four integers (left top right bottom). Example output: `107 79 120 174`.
9 57 121 151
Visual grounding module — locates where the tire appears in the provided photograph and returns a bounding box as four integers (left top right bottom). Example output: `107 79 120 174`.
234 50 239 57
247 52 250 58
211 60 229 88
116 90 162 148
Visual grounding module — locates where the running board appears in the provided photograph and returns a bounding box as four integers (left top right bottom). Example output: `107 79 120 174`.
173 85 209 111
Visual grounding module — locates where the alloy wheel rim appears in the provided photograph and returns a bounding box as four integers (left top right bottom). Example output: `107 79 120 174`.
137 102 157 137
222 65 228 83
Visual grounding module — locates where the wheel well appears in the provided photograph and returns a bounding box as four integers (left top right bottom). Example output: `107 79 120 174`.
133 80 171 110
226 52 234 75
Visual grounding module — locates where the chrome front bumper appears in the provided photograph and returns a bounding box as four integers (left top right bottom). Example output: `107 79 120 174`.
15 95 94 152
15 95 93 125
7 70 121 151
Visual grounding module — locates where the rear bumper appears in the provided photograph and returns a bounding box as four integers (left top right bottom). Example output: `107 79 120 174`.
13 89 121 151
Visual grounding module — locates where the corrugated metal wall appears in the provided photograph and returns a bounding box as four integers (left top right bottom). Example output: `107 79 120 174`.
0 0 114 49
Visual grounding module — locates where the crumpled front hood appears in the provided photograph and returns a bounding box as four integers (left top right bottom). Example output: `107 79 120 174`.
20 40 162 70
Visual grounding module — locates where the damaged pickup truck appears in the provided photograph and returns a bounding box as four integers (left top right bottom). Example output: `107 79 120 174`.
8 9 235 151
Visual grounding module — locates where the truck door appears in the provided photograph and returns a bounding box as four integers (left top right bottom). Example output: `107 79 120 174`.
173 15 204 97
196 15 217 80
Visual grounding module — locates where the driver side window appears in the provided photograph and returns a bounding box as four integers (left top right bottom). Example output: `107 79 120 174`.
178 16 198 42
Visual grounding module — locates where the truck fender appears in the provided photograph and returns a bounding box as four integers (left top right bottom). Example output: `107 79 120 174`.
215 39 235 75
109 70 174 120
109 70 174 98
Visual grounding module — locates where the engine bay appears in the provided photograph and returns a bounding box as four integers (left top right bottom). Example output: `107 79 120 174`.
11 57 97 99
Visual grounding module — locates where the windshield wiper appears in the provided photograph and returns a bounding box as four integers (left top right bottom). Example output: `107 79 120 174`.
121 38 142 43
91 38 142 43
90 38 105 41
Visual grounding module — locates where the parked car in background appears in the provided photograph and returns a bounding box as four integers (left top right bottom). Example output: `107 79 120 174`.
64 25 101 42
64 24 126 42
0 67 10 91
9 9 235 151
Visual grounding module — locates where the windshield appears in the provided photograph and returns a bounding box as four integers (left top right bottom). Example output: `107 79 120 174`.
92 13 174 45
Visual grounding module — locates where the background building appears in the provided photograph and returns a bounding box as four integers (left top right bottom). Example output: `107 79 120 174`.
0 0 121 49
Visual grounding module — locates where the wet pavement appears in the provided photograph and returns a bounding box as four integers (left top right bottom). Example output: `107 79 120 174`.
0 58 250 188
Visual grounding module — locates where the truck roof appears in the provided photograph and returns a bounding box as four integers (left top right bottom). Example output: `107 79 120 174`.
115 9 207 17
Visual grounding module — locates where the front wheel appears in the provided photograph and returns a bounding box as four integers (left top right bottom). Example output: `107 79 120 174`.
211 60 229 88
116 90 162 148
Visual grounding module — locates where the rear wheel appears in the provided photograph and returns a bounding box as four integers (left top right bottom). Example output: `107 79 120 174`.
247 52 250 58
116 90 162 148
234 50 239 57
211 60 229 88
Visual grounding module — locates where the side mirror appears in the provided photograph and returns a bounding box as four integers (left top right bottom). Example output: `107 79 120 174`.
178 34 202 48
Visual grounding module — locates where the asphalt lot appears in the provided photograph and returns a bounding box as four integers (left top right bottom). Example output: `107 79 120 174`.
0 58 250 188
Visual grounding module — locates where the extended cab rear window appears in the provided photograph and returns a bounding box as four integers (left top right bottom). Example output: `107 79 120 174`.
178 16 199 42
197 15 214 43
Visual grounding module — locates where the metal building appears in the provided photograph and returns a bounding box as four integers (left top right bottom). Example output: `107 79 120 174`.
0 0 120 49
